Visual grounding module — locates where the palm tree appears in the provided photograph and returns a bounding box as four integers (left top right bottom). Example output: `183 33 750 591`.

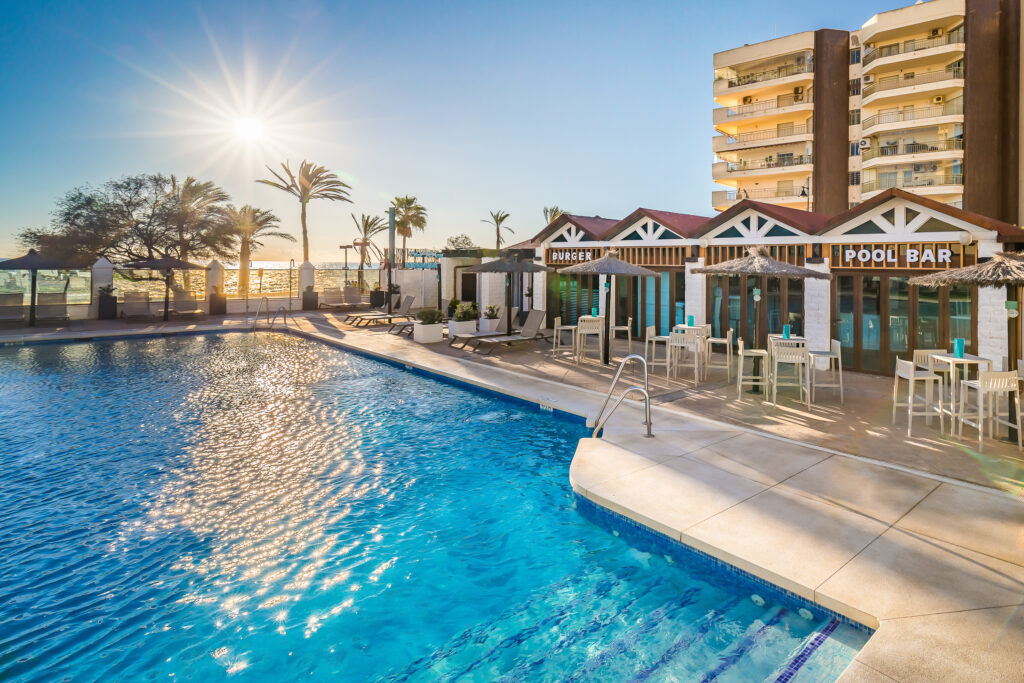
482 210 514 250
164 176 233 287
543 206 566 224
391 195 427 265
256 160 352 262
226 205 294 295
350 213 387 290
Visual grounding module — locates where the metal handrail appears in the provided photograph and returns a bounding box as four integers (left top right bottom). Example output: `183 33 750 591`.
267 305 297 330
591 354 653 439
251 296 270 331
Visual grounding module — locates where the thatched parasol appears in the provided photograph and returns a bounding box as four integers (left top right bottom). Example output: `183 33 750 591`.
560 250 656 364
465 256 553 335
908 251 1024 288
120 257 207 322
693 246 832 280
0 249 83 326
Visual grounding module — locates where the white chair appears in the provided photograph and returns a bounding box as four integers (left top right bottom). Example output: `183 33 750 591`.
611 316 633 354
706 328 734 381
552 316 577 355
736 339 768 399
809 339 844 404
668 329 704 384
644 325 669 375
575 317 604 364
958 370 1022 453
892 358 944 438
771 345 810 408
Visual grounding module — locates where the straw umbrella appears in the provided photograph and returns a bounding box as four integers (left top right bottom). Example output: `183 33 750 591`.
559 249 656 364
465 255 553 335
0 249 82 326
120 257 208 322
909 251 1024 440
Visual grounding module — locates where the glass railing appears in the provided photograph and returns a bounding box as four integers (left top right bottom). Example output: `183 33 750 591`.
726 155 813 171
863 67 963 97
863 29 965 66
861 97 963 130
719 92 812 118
722 124 811 145
724 62 813 88
861 173 963 193
861 138 963 161
721 187 803 200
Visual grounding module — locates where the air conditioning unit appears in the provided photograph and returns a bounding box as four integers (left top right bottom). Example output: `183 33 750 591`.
863 74 875 84
914 164 923 172
932 95 944 104
795 55 804 64
742 95 753 105
930 27 944 38
859 139 872 149
794 86 804 95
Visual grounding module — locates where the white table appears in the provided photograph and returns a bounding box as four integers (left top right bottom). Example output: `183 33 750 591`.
929 352 993 429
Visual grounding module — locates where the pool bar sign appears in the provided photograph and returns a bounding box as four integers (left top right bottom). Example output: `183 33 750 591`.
545 247 603 266
835 242 958 270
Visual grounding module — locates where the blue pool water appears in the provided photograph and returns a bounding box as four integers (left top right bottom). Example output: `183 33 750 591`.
0 332 868 681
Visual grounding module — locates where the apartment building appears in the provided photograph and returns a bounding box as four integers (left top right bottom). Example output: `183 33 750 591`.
712 0 1021 225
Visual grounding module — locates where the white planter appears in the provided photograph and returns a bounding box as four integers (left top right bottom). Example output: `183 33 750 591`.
479 318 500 333
448 319 477 337
413 322 444 344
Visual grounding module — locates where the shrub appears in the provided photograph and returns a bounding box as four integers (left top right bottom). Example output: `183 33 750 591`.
453 302 478 322
98 284 115 297
484 304 500 320
447 298 460 316
416 309 444 325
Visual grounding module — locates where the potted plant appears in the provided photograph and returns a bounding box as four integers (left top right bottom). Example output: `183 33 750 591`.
97 284 117 320
448 301 478 337
447 298 460 318
370 284 386 307
302 284 318 310
413 308 444 344
480 304 501 332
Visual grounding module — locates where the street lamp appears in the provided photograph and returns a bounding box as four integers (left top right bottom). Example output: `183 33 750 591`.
799 179 812 211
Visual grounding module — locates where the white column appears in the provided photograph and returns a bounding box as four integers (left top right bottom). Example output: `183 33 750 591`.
299 261 315 293
803 259 832 367
91 257 114 319
205 259 224 300
978 285 1009 371
684 258 706 324
597 275 607 316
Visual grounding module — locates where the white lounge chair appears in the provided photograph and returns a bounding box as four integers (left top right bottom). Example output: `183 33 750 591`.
471 310 551 355
319 287 346 309
35 292 70 323
342 294 399 322
343 286 363 304
389 299 449 336
121 291 155 320
353 296 415 326
0 293 25 323
449 307 519 348
171 288 204 318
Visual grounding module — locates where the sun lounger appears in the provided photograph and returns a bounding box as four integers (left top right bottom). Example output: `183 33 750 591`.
319 287 346 309
343 286 363 304
342 294 399 322
471 310 551 354
171 288 205 318
0 292 25 323
353 296 415 326
121 291 156 320
35 292 70 323
388 299 450 336
449 307 519 348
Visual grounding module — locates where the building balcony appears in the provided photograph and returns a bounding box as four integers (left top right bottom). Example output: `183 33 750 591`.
712 155 813 180
713 62 813 96
712 186 807 210
861 98 963 133
862 28 965 72
712 93 812 124
861 172 963 195
712 124 812 153
862 67 963 104
861 138 963 165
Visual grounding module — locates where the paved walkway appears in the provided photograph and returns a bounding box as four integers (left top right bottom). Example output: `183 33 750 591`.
4 314 1024 681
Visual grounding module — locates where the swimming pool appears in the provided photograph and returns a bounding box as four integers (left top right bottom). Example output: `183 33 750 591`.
0 332 868 680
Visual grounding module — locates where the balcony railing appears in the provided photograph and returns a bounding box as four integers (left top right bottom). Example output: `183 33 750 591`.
722 124 811 145
861 138 963 162
724 62 813 88
861 97 963 130
863 28 965 66
719 92 812 118
726 154 813 172
717 187 803 201
862 66 963 97
861 173 963 193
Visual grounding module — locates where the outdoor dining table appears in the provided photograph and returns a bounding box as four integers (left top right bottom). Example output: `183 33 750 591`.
929 352 993 429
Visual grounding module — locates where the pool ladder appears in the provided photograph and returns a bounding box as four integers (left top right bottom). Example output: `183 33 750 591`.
251 299 296 331
250 297 270 331
590 354 653 439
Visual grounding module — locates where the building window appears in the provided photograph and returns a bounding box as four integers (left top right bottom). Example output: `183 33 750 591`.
850 141 861 156
849 171 861 186
849 78 861 96
849 109 861 125
850 48 861 64
849 202 858 209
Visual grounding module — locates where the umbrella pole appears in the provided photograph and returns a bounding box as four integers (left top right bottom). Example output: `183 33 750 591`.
163 273 170 322
1009 284 1019 442
506 272 512 335
29 270 37 326
603 278 611 365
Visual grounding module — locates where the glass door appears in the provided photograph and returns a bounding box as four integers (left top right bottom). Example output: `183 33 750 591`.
836 276 856 368
888 277 910 369
861 276 882 371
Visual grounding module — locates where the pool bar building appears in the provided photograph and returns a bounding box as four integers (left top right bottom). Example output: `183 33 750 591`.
520 188 1024 374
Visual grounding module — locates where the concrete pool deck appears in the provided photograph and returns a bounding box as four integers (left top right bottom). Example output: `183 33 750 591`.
3 314 1024 681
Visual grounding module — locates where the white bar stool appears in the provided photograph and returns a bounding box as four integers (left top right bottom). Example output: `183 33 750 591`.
892 358 944 437
611 316 633 354
736 339 768 399
706 328 734 381
809 339 843 404
771 345 810 409
644 325 669 374
552 316 576 355
958 370 1022 453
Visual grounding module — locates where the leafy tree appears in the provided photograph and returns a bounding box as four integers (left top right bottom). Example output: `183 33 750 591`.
543 206 566 224
226 205 293 294
391 195 427 265
350 213 387 289
256 160 352 262
481 210 514 250
444 234 476 250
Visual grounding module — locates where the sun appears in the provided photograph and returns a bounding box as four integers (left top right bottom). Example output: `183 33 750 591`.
234 118 264 142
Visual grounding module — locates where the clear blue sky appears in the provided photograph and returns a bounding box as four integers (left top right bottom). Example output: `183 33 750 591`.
0 0 902 260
